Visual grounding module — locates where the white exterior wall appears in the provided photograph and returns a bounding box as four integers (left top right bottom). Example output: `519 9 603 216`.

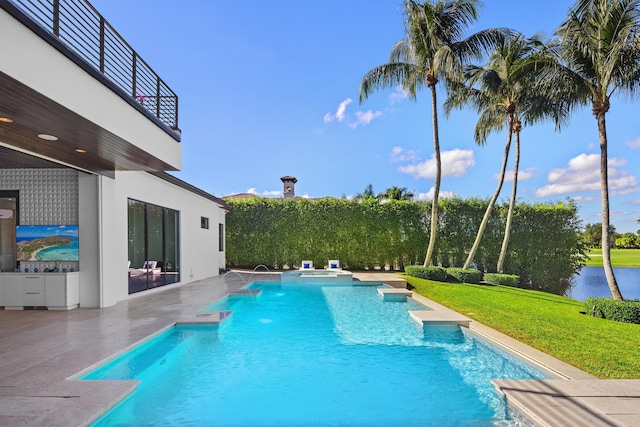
0 8 181 169
107 171 225 306
77 171 227 308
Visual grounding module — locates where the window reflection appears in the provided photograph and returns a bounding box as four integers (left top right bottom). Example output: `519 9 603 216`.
127 199 180 294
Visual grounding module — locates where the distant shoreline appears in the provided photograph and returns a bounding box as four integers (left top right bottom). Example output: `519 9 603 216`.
30 245 59 261
17 236 77 262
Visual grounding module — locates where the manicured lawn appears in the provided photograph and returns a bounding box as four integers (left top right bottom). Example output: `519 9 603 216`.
585 248 640 267
406 276 640 379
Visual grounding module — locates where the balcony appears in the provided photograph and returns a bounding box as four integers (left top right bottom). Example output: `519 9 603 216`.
0 0 182 176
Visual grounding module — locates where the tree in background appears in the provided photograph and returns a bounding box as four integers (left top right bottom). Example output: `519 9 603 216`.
582 222 618 248
615 233 640 249
354 184 376 201
359 0 509 267
445 32 567 271
379 186 415 201
554 0 640 300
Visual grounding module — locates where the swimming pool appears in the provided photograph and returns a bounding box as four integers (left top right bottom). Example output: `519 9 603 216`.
82 282 548 426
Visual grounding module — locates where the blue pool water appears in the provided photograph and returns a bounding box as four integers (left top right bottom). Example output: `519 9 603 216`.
83 282 548 426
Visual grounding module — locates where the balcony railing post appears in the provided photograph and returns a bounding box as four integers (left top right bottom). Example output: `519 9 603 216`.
52 0 60 36
156 77 161 118
132 52 137 100
174 96 178 130
99 16 105 74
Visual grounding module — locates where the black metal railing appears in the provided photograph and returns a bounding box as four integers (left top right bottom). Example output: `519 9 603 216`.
5 0 179 132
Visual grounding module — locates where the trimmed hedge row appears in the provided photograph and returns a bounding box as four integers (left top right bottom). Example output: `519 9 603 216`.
446 267 483 284
226 198 584 294
585 297 640 324
405 266 484 284
405 266 447 281
483 273 520 287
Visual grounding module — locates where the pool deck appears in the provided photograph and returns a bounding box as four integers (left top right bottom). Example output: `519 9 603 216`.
0 270 638 426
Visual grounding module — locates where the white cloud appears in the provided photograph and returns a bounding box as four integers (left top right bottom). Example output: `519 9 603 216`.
534 153 638 197
390 146 419 162
349 110 383 128
246 188 282 197
495 167 537 182
414 186 456 201
611 210 629 217
626 136 640 149
324 98 352 123
324 98 382 128
398 149 475 179
389 86 409 104
570 195 597 203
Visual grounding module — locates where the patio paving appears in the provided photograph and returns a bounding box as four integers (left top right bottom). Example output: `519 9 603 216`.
0 270 637 426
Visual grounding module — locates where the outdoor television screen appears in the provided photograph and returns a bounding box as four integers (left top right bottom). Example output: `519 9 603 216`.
16 225 79 262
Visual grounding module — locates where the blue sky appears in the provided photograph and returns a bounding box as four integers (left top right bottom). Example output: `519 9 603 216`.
91 0 640 233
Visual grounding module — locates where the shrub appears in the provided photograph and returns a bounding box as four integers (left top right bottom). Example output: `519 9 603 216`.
483 273 519 287
446 267 482 284
585 298 640 324
405 265 448 282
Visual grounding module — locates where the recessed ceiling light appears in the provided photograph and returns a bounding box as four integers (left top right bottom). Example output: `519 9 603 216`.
75 148 87 153
38 134 58 141
0 117 13 123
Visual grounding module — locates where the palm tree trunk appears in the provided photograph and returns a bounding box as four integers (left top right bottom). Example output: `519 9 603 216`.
463 127 513 270
423 84 441 267
497 128 521 272
597 112 623 300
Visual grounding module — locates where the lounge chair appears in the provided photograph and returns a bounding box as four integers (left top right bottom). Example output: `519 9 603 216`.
299 260 314 270
138 260 161 275
327 260 341 270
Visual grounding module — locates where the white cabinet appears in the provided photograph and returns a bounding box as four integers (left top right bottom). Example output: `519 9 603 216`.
22 275 45 306
2 275 23 308
1 273 79 310
45 273 80 310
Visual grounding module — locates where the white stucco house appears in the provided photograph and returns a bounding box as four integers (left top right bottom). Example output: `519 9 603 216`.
0 0 230 308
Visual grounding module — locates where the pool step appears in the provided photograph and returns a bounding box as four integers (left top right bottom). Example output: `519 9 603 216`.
377 288 413 301
409 310 471 328
229 289 262 297
176 310 233 325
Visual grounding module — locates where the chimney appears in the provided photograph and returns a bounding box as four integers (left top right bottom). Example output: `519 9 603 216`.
281 176 297 199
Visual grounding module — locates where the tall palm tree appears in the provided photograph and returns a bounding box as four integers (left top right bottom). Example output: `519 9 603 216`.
359 0 508 267
555 0 640 300
445 33 568 271
380 186 415 200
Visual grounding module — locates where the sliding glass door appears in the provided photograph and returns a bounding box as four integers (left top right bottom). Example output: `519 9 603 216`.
0 191 18 272
127 199 180 294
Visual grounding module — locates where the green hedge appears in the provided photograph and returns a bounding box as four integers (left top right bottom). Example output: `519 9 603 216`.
585 298 640 324
446 267 482 284
405 266 447 281
483 273 519 287
226 198 584 294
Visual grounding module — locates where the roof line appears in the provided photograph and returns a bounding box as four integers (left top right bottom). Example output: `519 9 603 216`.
147 171 231 211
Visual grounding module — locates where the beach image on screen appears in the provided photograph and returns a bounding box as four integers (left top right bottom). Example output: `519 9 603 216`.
16 225 79 261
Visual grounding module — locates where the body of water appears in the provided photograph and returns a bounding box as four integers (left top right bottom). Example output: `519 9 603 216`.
568 267 640 301
35 239 79 261
83 282 548 426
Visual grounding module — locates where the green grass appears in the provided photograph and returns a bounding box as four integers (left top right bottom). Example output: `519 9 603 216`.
585 248 640 267
406 276 640 379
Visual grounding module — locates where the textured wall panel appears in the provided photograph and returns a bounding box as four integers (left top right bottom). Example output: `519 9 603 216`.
0 169 79 224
